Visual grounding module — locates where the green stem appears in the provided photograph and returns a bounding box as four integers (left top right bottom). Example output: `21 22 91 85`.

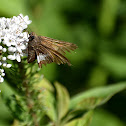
18 62 39 126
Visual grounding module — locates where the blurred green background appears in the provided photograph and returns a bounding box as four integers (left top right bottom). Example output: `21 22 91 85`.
0 0 126 126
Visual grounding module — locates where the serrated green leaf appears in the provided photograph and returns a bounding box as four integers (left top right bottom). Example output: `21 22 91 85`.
64 111 93 126
70 82 126 110
55 82 70 120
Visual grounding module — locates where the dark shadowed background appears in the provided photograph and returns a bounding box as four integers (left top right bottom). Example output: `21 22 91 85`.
0 0 126 126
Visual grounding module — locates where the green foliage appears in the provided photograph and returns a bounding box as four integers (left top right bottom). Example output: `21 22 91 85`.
55 82 70 120
1 62 126 126
10 78 126 125
70 82 126 110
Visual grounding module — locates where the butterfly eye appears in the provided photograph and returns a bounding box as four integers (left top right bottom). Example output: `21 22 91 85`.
31 36 35 39
29 36 35 41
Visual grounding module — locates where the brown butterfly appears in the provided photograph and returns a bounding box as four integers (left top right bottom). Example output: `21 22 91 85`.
27 32 77 68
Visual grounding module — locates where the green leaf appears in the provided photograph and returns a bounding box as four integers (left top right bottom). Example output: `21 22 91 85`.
61 109 88 125
55 82 70 120
36 78 54 92
44 90 57 121
64 111 93 126
35 78 56 121
70 96 112 111
90 109 125 126
70 82 126 110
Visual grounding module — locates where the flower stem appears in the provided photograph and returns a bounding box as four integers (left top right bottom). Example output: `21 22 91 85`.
18 62 39 126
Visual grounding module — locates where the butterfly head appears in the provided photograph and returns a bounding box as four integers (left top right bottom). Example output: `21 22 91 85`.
29 32 37 41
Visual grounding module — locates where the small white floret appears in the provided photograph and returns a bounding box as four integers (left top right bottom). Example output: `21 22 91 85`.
0 77 4 83
6 64 12 68
2 63 7 67
2 48 7 52
0 46 2 50
2 57 6 61
1 73 5 76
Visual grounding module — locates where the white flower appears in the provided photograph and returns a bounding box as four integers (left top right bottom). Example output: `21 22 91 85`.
0 46 2 50
1 73 5 76
0 13 32 85
6 64 12 68
8 47 16 52
0 77 4 83
2 48 7 52
2 63 7 67
0 69 5 83
2 57 6 61
15 53 22 62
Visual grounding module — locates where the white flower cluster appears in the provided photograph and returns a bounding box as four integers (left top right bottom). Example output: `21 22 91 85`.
0 14 31 86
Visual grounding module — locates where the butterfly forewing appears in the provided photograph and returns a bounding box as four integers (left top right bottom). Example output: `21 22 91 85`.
39 36 77 54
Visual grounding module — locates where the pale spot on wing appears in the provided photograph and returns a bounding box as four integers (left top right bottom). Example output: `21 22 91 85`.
37 53 47 63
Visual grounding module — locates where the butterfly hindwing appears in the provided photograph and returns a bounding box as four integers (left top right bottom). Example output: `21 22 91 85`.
35 44 71 68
